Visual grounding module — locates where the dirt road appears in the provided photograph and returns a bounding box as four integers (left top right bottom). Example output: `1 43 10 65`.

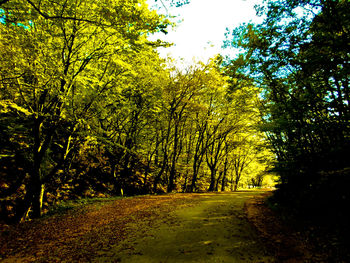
1 191 276 262
103 191 275 263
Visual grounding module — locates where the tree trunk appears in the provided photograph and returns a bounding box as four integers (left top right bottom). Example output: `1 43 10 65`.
153 154 167 193
222 154 228 192
190 161 199 192
234 172 240 191
215 171 222 192
32 183 45 218
221 171 226 192
168 123 179 193
230 172 234 191
167 156 176 193
13 171 44 222
208 168 216 192
13 184 34 223
143 166 149 191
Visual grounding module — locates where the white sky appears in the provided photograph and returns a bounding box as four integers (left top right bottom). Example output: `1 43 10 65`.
148 0 263 64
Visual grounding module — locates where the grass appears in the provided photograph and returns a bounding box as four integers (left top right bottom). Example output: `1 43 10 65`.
44 196 123 217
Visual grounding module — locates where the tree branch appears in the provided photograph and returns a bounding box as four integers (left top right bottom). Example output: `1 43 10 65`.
25 0 107 25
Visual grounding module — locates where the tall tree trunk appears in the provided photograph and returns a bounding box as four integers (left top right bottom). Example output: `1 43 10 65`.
32 183 45 218
168 161 177 192
143 166 150 191
13 182 34 223
153 153 167 193
190 159 199 192
221 147 229 192
168 158 176 192
234 171 240 191
14 118 47 222
230 172 234 192
221 172 226 192
168 124 179 193
208 167 216 192
215 171 222 192
13 169 44 222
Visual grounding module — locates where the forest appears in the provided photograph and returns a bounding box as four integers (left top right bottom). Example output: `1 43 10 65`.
0 0 349 232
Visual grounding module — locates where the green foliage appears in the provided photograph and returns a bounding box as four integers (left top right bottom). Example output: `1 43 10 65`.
224 0 350 218
0 0 274 223
0 0 171 222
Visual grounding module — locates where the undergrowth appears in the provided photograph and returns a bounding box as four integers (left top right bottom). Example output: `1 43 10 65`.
44 196 124 217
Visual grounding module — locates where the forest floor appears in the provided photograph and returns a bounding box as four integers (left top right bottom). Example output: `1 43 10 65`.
0 190 341 262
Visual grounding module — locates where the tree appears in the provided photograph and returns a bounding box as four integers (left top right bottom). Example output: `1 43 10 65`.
231 135 257 191
0 0 170 221
224 0 350 210
184 60 228 192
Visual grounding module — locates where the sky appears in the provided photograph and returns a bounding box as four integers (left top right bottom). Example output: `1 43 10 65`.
148 0 263 64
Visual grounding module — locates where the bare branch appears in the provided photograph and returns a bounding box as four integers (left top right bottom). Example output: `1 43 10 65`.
25 0 109 25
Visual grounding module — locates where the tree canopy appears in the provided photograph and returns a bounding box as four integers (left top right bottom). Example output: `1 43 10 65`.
224 0 350 219
0 0 279 224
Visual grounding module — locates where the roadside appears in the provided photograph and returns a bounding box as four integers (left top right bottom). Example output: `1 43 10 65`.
245 193 350 263
0 194 200 262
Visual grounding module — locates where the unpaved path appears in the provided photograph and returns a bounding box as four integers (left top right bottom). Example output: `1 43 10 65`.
104 191 274 263
1 191 276 262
